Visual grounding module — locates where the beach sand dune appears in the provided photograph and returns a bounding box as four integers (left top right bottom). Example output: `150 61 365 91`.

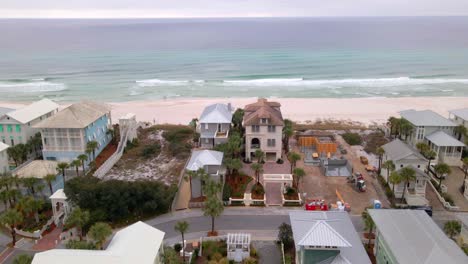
1 97 467 126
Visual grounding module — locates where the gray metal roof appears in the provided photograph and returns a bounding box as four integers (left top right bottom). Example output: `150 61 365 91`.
0 107 13 117
186 150 223 171
199 103 233 124
399 109 456 127
289 211 371 264
382 139 426 162
425 131 465 147
369 209 468 264
450 108 468 121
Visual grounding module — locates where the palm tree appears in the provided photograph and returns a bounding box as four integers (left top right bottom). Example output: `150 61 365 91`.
434 163 451 190
88 222 112 250
250 163 263 184
399 167 416 202
254 149 264 163
382 160 395 180
0 209 23 246
376 147 385 175
77 154 88 175
444 220 461 240
17 196 43 223
86 141 99 160
7 189 20 207
21 178 41 196
454 125 467 141
423 150 437 173
185 168 208 198
6 147 20 167
0 190 8 208
416 142 430 154
388 171 402 202
288 152 301 173
203 195 224 235
462 157 468 189
44 174 57 195
283 119 293 153
70 159 81 176
361 209 374 249
85 148 93 162
224 158 242 177
57 162 69 183
399 118 412 141
188 118 198 130
293 167 305 190
65 207 90 240
174 221 189 263
387 117 400 138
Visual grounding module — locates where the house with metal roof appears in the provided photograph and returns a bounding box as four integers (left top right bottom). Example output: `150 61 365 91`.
369 209 468 264
289 211 371 264
32 221 165 264
0 99 59 146
34 101 112 167
244 98 284 162
186 150 224 197
0 142 9 174
381 139 429 205
399 109 464 166
197 103 233 148
449 107 468 142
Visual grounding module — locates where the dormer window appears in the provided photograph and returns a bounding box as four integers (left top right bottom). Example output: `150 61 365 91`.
261 118 268 124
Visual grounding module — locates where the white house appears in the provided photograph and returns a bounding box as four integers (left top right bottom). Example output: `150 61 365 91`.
400 109 464 166
0 99 59 146
381 139 429 205
32 221 165 264
197 103 233 149
449 108 468 141
186 150 224 197
0 142 9 174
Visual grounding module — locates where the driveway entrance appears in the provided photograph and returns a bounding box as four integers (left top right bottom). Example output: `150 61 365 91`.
263 174 293 206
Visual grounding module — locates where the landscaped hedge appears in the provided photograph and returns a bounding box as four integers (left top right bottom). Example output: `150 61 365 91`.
342 132 362 146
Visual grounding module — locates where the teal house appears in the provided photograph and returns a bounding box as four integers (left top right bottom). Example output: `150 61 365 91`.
369 209 468 264
34 101 112 167
289 211 371 264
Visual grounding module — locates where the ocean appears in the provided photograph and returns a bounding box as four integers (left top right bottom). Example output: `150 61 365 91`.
1 17 468 102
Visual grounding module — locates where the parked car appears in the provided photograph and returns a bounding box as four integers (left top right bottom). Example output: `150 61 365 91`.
360 156 369 165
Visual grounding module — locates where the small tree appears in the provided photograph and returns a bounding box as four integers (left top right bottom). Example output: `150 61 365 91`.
399 167 416 202
21 177 41 196
254 149 264 164
288 152 301 173
57 162 69 183
454 125 467 141
434 163 451 190
444 220 461 240
65 207 90 240
376 147 385 175
0 209 23 246
277 222 293 249
362 209 375 249
77 154 88 175
203 195 224 235
416 142 430 154
71 159 81 177
44 174 57 195
423 150 437 172
12 254 33 264
292 167 305 190
17 196 43 223
388 171 402 202
224 158 242 177
86 141 99 160
382 160 395 180
250 163 263 184
174 221 189 263
88 222 112 249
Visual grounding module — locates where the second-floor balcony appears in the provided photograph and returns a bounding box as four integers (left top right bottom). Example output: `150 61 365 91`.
215 129 229 138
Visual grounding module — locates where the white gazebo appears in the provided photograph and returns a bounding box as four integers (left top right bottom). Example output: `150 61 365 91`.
227 233 251 262
50 189 71 226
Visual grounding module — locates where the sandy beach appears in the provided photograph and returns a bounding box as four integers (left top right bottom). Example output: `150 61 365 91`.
1 97 468 126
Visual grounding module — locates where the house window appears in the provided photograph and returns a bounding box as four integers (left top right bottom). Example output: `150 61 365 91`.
261 118 268 124
0 125 3 132
204 123 208 129
7 125 12 133
267 139 276 147
268 125 276 132
252 125 260 132
400 164 403 168
15 125 21 133
417 165 420 168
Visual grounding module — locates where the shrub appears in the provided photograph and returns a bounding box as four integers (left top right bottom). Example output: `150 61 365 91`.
66 240 96 249
168 142 192 159
285 186 296 196
278 222 294 249
250 246 257 257
276 158 284 164
342 132 362 146
285 254 293 264
222 184 232 201
141 143 161 158
251 184 265 195
442 193 455 206
191 248 199 264
174 243 182 252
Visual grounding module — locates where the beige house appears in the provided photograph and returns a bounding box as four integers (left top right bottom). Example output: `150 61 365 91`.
0 99 59 146
0 142 9 174
244 98 283 162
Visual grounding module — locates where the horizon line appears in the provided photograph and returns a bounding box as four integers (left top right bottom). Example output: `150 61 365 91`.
1 15 468 19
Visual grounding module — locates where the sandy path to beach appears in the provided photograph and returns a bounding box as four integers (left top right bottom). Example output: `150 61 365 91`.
1 97 467 125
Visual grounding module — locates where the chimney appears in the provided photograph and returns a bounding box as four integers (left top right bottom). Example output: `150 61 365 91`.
227 103 232 112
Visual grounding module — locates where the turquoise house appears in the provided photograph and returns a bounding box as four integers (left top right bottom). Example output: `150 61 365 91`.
34 101 112 168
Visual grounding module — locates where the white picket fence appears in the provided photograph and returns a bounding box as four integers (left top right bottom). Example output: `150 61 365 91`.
94 123 137 178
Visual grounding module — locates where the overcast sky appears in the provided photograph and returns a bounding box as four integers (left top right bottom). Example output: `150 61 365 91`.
1 0 468 18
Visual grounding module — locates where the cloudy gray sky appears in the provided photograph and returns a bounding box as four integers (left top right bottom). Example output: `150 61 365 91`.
1 0 467 18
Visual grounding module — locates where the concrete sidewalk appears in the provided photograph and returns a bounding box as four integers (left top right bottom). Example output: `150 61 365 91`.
164 229 278 245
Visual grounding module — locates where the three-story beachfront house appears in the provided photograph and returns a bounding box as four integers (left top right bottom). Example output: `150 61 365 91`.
34 101 112 166
244 98 283 162
198 103 233 148
400 109 464 166
0 99 59 146
0 142 9 174
381 139 429 206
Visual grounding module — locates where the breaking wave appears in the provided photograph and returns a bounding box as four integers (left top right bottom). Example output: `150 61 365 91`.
0 79 66 93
